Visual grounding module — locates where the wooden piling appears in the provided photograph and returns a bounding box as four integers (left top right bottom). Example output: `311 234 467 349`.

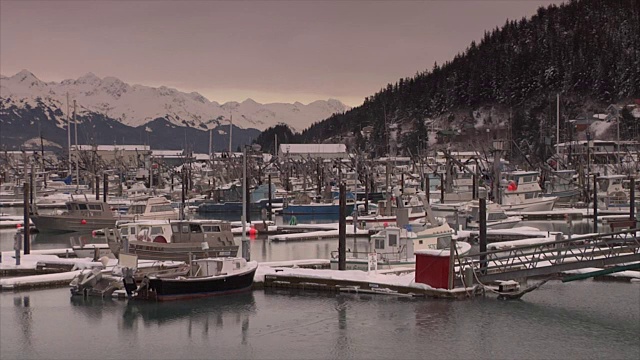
479 196 487 274
593 173 598 233
23 182 30 254
338 183 346 270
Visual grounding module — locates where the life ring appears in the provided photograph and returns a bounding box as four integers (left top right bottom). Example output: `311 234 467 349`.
153 235 168 243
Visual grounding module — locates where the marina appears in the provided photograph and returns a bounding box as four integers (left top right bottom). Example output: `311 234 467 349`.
2 1 640 358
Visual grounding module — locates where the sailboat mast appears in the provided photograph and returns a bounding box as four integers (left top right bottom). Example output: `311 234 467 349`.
67 93 71 175
74 100 79 189
556 93 560 158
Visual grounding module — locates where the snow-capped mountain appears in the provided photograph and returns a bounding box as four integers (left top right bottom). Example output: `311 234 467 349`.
0 70 350 132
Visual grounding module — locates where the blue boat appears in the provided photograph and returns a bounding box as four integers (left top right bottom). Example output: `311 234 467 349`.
198 184 281 214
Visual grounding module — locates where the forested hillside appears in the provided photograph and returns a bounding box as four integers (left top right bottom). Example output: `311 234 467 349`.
262 0 639 161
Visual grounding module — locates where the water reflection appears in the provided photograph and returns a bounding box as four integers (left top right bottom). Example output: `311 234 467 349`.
120 292 256 338
13 295 33 348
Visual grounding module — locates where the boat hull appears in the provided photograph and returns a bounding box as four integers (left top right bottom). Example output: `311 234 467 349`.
144 265 257 301
119 241 239 262
31 215 116 233
501 197 557 212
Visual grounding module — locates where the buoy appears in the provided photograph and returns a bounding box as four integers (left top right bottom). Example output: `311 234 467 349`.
383 222 389 228
81 219 87 225
249 226 257 237
92 230 97 237
16 223 22 228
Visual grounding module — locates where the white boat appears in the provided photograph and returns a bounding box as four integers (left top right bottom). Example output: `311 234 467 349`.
347 194 427 229
464 201 522 230
329 222 462 271
501 171 557 211
107 219 238 261
594 175 630 211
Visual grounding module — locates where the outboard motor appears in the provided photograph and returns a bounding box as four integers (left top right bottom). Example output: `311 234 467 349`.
122 267 137 299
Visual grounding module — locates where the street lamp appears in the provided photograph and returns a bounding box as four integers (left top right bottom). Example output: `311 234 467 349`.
242 143 262 261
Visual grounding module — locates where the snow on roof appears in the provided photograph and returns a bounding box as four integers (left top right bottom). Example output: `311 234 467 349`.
279 143 346 154
71 144 150 151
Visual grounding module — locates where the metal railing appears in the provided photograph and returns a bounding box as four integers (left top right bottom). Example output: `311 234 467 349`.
457 229 640 282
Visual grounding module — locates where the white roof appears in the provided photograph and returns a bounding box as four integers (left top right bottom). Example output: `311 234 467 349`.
72 144 150 151
279 143 346 154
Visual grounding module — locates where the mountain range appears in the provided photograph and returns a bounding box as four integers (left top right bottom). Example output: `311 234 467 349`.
0 70 349 151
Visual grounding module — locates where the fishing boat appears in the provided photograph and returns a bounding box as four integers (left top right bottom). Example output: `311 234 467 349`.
346 193 427 229
501 171 557 211
464 201 522 230
594 174 630 212
329 222 462 271
30 196 178 233
134 257 258 301
542 169 580 203
106 219 238 261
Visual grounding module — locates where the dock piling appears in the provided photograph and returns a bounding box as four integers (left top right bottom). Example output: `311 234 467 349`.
338 183 346 270
593 173 598 233
23 182 30 255
479 195 487 274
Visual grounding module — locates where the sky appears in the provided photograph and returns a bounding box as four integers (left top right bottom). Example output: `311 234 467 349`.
1 0 561 107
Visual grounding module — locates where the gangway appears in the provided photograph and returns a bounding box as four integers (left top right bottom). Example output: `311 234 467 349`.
457 229 640 283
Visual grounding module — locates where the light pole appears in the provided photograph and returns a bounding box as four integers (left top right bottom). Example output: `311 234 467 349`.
242 143 261 261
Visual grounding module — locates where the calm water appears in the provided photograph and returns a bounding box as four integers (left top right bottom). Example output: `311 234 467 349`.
1 209 639 359
1 281 639 360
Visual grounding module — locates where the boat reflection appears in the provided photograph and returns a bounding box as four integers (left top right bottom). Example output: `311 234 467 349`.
120 292 256 332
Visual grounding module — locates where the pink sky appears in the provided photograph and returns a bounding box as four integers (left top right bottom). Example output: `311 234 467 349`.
1 0 560 106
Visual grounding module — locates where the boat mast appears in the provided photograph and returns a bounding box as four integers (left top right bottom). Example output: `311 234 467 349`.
556 93 560 159
67 92 71 176
74 100 79 190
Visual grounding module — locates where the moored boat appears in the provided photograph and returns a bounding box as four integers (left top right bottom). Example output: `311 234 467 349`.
106 219 238 261
134 257 258 301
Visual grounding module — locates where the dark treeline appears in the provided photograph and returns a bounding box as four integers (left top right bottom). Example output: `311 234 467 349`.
259 0 639 161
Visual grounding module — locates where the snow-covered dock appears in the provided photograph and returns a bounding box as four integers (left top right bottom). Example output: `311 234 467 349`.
253 265 479 299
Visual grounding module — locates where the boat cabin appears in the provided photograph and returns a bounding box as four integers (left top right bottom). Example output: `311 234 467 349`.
193 257 248 277
64 198 113 217
118 220 234 246
370 226 415 263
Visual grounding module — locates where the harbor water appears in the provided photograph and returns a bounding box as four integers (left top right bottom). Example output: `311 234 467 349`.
1 209 639 359
1 280 638 359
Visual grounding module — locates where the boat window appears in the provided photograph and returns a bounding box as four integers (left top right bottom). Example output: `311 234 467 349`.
130 227 136 235
235 262 241 269
203 225 221 233
150 205 174 213
525 193 535 199
89 204 102 211
190 224 202 233
375 237 385 250
182 225 189 233
150 227 163 235
488 213 507 221
388 233 398 247
78 203 88 210
597 179 610 189
66 204 72 211
172 225 180 233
